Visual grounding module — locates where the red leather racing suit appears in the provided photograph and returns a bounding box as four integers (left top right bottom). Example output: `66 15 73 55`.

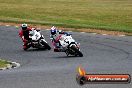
19 27 33 49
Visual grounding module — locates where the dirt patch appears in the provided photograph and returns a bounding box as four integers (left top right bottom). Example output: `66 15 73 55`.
0 22 132 36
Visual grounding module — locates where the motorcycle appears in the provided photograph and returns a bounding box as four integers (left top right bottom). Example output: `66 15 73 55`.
55 34 83 57
25 29 51 50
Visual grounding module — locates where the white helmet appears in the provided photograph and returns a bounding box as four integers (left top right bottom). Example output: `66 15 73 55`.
21 23 27 30
51 26 57 35
58 30 62 33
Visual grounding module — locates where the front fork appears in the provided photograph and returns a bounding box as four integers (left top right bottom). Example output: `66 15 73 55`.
67 43 80 55
39 36 47 46
70 43 80 50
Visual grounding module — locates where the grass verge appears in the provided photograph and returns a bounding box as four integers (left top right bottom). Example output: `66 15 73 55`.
1 22 132 36
0 0 132 33
0 59 10 68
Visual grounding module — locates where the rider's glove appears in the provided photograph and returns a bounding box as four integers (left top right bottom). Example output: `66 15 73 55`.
50 37 53 40
22 36 24 40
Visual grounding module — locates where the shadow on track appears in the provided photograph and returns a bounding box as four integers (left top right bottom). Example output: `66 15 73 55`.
23 48 49 52
53 55 81 59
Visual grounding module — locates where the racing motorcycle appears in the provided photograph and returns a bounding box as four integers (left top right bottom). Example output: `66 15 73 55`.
56 34 83 57
25 29 51 50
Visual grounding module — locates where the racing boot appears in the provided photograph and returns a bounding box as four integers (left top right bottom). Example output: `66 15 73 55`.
54 48 60 52
23 41 31 50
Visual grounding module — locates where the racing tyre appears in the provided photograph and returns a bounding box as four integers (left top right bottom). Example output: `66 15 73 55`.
41 41 51 50
23 44 30 51
23 48 28 51
71 45 83 57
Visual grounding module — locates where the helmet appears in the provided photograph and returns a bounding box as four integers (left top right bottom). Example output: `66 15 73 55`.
21 23 27 30
58 30 62 33
50 26 57 35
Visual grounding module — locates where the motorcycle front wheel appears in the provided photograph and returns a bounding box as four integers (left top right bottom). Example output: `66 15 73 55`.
41 41 51 50
70 45 83 57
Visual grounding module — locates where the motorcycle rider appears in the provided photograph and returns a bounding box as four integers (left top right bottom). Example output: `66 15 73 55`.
19 23 35 50
50 26 69 52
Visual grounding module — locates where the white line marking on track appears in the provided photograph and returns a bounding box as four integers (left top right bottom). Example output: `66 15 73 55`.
0 67 6 70
6 25 10 27
91 33 97 35
7 64 12 69
81 32 85 33
102 34 107 35
46 29 50 30
119 35 126 37
12 62 20 68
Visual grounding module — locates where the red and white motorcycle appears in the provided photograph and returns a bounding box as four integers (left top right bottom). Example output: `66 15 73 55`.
58 34 83 57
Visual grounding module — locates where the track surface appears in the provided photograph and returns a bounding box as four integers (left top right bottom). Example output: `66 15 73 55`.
0 26 132 88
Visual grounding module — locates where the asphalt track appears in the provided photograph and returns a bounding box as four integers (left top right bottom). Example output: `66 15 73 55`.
0 26 132 88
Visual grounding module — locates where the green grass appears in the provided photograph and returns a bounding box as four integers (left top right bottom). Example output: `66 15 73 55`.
0 0 132 32
0 59 10 68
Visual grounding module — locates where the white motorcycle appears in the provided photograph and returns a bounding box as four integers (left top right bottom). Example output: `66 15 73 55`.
26 29 51 50
58 34 83 57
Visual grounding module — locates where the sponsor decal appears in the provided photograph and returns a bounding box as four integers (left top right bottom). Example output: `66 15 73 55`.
76 67 131 85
